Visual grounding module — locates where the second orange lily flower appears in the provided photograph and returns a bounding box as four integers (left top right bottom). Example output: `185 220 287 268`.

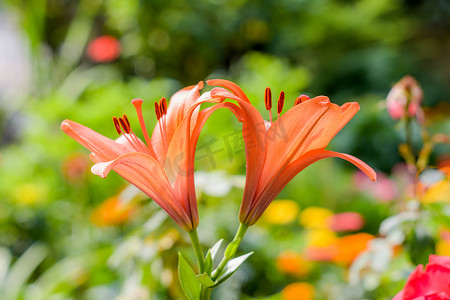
207 79 377 226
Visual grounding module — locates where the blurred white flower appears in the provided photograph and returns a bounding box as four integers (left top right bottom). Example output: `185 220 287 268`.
0 11 31 108
195 170 245 197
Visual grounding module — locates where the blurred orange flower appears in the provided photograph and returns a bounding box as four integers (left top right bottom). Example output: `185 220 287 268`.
91 196 135 227
304 229 338 262
276 251 312 277
281 282 315 300
333 233 374 265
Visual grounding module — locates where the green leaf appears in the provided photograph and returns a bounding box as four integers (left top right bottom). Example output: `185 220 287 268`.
204 250 213 275
215 252 253 285
196 272 215 287
224 238 241 259
178 253 200 300
210 239 224 262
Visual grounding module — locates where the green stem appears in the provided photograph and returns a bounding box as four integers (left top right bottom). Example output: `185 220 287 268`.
188 229 205 273
200 286 211 300
405 116 414 157
212 223 248 281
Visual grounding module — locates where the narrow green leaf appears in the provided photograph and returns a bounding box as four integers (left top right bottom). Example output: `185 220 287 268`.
196 272 215 287
204 250 213 275
178 253 200 300
215 252 253 285
224 238 241 259
210 239 224 262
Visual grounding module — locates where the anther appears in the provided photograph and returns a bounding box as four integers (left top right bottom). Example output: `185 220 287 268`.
122 114 130 128
294 94 310 106
112 117 122 134
154 102 161 120
159 97 167 116
118 117 130 134
277 91 285 114
264 87 272 110
299 94 310 103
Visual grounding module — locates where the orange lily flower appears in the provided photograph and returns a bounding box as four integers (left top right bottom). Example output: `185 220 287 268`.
62 82 239 231
207 79 377 226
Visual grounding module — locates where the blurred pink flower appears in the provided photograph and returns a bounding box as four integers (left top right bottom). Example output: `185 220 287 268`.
393 255 450 300
327 212 364 232
87 35 121 63
386 75 424 123
353 171 397 202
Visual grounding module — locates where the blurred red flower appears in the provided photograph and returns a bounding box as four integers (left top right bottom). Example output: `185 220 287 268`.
393 255 450 300
87 35 121 63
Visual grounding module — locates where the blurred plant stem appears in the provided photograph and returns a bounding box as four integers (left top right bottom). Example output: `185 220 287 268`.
212 223 248 281
200 287 211 300
188 229 205 273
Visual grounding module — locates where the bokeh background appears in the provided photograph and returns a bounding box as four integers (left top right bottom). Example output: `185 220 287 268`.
0 0 449 299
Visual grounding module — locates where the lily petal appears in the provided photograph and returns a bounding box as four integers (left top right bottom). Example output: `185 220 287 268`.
151 82 204 162
257 97 331 194
243 149 376 225
61 120 133 162
207 79 250 103
210 87 268 215
168 101 243 225
91 152 194 230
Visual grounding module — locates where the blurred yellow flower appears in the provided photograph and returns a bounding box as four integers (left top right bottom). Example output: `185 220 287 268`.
12 182 48 205
306 229 338 247
276 251 312 277
299 207 333 229
281 282 315 300
422 179 450 203
436 240 450 256
263 200 299 224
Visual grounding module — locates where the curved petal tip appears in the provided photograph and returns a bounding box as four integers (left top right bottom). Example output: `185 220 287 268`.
61 119 71 131
91 161 112 178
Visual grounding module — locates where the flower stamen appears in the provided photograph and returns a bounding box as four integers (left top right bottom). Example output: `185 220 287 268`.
277 91 285 118
112 117 122 134
265 87 273 124
118 116 131 134
155 101 168 151
294 94 310 106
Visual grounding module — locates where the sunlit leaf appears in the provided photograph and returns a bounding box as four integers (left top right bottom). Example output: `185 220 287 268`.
224 238 241 259
178 253 200 300
196 272 215 287
204 250 213 275
210 239 224 262
214 251 253 285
